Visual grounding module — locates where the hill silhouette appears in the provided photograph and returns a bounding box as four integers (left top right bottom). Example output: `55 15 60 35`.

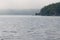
36 2 60 16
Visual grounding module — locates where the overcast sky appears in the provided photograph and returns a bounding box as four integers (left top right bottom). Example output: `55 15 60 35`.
0 0 60 9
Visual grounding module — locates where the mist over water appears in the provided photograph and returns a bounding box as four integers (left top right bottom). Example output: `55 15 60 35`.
0 9 40 15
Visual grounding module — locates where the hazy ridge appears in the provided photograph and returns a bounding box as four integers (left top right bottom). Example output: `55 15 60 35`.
0 9 40 15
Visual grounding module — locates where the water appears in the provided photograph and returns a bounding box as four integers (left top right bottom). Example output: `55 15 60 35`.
0 16 60 40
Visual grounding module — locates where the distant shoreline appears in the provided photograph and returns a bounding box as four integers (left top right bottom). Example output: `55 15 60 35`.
0 15 59 17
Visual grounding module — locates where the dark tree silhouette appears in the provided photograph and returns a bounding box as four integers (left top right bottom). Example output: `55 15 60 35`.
36 2 60 16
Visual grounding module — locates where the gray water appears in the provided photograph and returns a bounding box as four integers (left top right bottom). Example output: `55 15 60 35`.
0 16 60 40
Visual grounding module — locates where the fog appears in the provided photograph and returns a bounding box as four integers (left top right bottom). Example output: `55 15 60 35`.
0 0 60 9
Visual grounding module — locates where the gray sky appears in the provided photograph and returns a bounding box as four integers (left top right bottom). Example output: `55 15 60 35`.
0 0 60 9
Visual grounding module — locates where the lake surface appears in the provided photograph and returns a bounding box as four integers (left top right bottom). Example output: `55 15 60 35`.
0 16 60 40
